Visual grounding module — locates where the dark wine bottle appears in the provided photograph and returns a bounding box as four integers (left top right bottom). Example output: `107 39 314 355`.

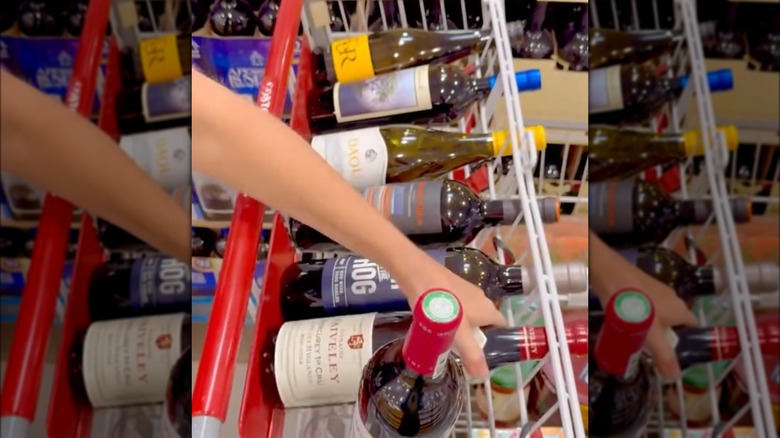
589 64 733 125
192 227 218 257
0 227 28 258
159 347 192 438
308 65 542 133
209 0 257 36
310 125 546 188
352 289 465 437
316 28 491 85
557 7 588 71
746 4 780 71
88 256 191 321
0 0 21 33
69 313 191 408
711 2 746 59
190 0 209 32
589 124 738 182
120 35 193 88
17 0 63 36
514 1 553 59
589 178 752 248
589 289 655 437
63 0 87 36
280 247 586 320
589 28 677 69
115 76 191 135
289 180 559 250
269 309 589 408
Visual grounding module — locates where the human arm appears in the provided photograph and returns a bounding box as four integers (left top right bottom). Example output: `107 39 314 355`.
191 69 505 378
590 231 698 377
0 69 189 262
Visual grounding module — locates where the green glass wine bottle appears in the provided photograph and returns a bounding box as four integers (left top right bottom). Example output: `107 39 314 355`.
589 124 739 181
310 124 546 189
589 64 733 124
589 28 678 69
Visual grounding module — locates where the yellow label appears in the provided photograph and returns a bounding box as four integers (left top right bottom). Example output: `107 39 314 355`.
330 34 374 83
139 34 183 84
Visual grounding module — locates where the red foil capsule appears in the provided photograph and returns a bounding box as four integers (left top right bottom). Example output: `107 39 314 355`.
595 288 655 377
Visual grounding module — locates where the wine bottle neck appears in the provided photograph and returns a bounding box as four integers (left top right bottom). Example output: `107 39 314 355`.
675 199 711 225
484 200 522 225
676 326 740 370
474 77 492 95
497 266 526 295
692 265 717 296
484 326 549 369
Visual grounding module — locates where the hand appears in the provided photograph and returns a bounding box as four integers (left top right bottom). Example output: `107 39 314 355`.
390 255 507 380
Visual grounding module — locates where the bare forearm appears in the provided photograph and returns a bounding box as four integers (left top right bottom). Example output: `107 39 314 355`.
0 70 189 261
191 70 430 275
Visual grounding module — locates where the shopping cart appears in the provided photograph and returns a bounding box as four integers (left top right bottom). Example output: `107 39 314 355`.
189 0 588 438
591 0 779 436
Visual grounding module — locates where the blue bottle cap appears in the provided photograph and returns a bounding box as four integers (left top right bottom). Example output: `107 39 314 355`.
679 69 734 93
487 69 542 92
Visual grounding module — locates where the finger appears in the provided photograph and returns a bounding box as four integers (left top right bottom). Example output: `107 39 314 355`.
646 321 682 379
464 295 508 327
658 296 699 328
453 322 490 379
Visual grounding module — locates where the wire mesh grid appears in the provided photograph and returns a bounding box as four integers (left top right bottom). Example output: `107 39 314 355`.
591 0 779 436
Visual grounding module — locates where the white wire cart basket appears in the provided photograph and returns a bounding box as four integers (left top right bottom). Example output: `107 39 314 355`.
591 0 779 437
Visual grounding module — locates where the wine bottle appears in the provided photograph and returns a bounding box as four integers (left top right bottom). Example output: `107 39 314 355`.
192 227 218 257
310 124 546 188
120 35 193 88
0 0 20 33
270 310 589 408
0 227 28 258
118 127 192 191
308 65 542 133
557 7 588 71
351 289 465 437
256 0 279 36
289 180 559 250
746 4 780 71
190 0 209 32
63 0 87 36
17 0 63 36
116 76 191 135
589 124 739 182
88 256 191 321
589 28 677 69
159 347 191 438
589 64 733 124
589 289 655 437
589 178 752 248
209 0 257 36
280 248 587 320
620 247 780 301
513 1 553 59
315 29 490 85
69 313 191 408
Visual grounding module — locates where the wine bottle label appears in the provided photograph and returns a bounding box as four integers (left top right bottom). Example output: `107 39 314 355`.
589 66 624 114
82 313 185 408
321 250 446 314
275 313 377 407
330 34 374 83
141 76 192 123
310 127 389 189
589 180 634 234
130 256 191 309
362 181 443 234
139 34 183 84
119 127 191 191
333 65 433 123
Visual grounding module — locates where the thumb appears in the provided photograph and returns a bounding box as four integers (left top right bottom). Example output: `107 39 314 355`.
466 295 509 328
453 321 490 380
646 321 682 379
658 296 700 328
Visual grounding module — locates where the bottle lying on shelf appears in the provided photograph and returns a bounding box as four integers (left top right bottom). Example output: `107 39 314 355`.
159 346 191 438
589 64 733 125
209 0 258 36
589 289 656 437
308 65 542 133
352 289 465 437
315 27 500 85
590 178 752 248
192 227 218 257
289 180 559 250
281 248 588 320
88 256 192 321
310 125 546 189
620 247 780 301
589 28 678 69
116 75 192 135
70 313 191 408
270 310 589 408
589 124 739 182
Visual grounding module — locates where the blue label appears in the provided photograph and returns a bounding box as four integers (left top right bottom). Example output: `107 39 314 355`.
1 36 108 113
144 76 192 122
129 256 191 308
321 250 446 314
191 36 299 113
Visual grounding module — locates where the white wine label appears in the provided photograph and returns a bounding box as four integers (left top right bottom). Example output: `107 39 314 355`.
82 313 185 408
589 180 635 234
311 127 389 189
334 65 433 123
119 127 191 192
141 76 192 123
589 65 624 114
275 313 377 408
